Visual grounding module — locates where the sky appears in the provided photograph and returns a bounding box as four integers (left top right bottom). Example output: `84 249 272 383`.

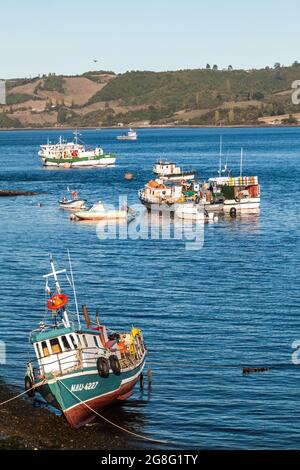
1 0 300 78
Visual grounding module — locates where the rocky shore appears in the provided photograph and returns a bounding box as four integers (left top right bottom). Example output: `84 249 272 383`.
0 190 37 197
0 381 140 450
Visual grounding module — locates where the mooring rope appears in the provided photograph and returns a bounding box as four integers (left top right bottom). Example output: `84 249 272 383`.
58 379 169 445
0 381 45 407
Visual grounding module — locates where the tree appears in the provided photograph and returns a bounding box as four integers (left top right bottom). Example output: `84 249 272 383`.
206 64 211 69
292 61 300 67
212 64 218 71
214 110 220 125
274 62 281 69
228 65 233 71
57 107 68 124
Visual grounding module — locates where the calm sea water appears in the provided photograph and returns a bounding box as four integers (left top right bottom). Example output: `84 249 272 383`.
0 127 299 449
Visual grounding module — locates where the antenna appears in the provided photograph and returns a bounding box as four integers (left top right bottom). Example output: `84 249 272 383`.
240 148 243 178
67 249 81 330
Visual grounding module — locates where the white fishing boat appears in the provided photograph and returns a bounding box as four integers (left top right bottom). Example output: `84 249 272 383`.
38 131 116 168
73 201 129 221
138 179 200 212
201 143 261 216
153 160 196 181
116 129 138 141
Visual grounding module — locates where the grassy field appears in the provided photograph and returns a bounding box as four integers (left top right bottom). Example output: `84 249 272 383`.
1 65 300 128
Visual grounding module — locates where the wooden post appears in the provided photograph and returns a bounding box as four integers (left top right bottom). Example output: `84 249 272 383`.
148 367 152 389
140 372 144 390
82 304 91 329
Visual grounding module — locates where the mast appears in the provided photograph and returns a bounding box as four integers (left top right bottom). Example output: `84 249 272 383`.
43 255 70 328
218 136 223 177
240 147 243 178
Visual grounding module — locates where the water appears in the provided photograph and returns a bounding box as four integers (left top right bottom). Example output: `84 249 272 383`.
0 127 299 449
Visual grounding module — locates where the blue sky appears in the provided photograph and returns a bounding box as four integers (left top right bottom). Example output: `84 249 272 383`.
1 0 299 78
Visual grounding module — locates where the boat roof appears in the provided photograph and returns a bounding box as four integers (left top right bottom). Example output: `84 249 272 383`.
30 325 105 343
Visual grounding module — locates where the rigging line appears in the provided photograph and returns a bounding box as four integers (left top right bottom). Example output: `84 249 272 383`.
58 379 169 446
67 249 81 330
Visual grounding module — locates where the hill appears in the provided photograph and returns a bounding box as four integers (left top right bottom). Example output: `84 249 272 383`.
1 65 300 128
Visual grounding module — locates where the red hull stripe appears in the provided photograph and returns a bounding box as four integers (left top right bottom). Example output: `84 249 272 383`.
64 375 140 428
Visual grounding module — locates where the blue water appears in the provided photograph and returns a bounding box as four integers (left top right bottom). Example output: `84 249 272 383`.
0 127 299 449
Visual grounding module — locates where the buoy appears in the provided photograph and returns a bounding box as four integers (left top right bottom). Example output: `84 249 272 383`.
124 172 134 181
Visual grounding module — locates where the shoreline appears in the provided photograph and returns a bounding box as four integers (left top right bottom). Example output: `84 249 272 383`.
0 124 300 132
0 380 144 450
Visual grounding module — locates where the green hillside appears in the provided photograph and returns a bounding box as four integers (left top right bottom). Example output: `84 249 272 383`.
1 64 300 128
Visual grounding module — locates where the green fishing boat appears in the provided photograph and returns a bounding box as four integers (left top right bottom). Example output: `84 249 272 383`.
25 255 147 428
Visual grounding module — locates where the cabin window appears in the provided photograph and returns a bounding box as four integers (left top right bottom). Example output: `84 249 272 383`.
41 341 49 357
77 335 82 346
36 342 43 358
93 336 99 347
70 335 78 349
61 335 72 351
50 338 62 354
82 335 88 348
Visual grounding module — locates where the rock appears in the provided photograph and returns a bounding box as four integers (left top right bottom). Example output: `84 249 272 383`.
0 190 37 197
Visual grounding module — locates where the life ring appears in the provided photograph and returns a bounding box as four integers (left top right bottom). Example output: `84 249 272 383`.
109 355 121 375
230 207 237 218
24 375 35 398
97 357 109 378
47 293 68 310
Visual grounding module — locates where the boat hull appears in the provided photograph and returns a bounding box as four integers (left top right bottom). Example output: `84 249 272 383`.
38 359 145 428
154 173 195 182
59 199 86 210
41 156 116 167
223 198 260 212
75 210 128 221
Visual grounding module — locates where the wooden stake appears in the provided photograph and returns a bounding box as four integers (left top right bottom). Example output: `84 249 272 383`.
148 367 152 389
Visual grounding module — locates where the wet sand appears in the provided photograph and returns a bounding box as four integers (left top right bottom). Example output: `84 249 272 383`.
0 381 141 450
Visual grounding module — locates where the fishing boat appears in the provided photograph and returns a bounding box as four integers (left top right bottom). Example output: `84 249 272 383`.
73 201 129 221
138 179 200 212
24 255 147 428
38 131 116 168
153 160 196 181
59 190 86 210
201 148 260 216
116 129 138 141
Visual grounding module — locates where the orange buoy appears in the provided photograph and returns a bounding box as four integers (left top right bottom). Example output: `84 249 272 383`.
47 293 68 310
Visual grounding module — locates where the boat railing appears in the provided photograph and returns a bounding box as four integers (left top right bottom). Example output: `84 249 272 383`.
31 345 112 379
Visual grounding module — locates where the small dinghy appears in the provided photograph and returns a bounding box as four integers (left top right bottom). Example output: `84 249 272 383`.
175 203 214 221
73 201 129 221
59 199 87 209
59 190 86 210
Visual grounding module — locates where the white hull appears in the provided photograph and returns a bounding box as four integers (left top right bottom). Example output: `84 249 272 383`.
158 174 195 182
116 136 137 141
42 157 116 167
223 198 260 212
75 210 128 221
59 200 86 210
